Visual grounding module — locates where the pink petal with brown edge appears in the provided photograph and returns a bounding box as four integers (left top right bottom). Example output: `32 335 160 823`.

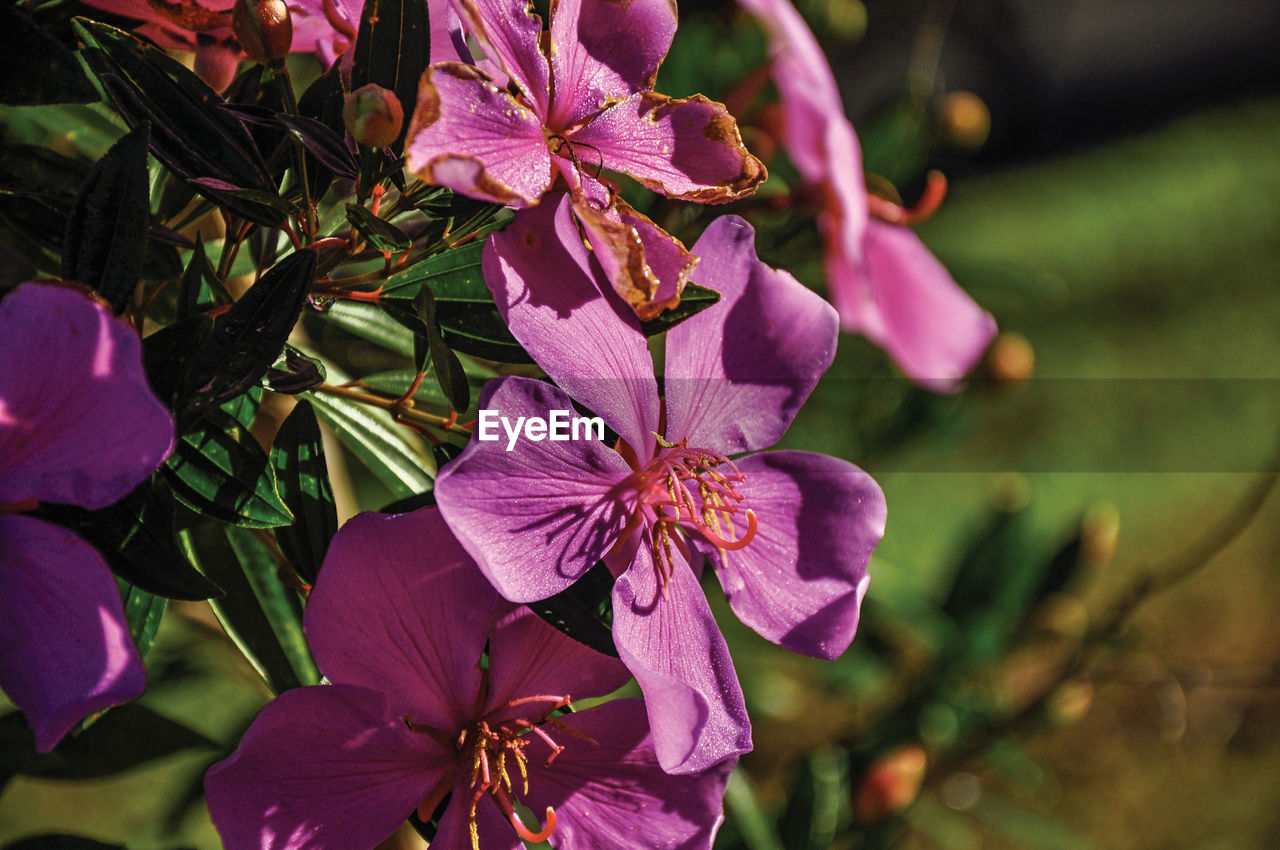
570 91 766 203
455 0 552 115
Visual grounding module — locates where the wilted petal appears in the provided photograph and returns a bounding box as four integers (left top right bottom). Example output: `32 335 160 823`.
0 283 174 510
0 515 144 753
205 684 448 850
714 451 884 659
484 193 660 454
522 699 733 848
569 191 661 319
304 509 498 733
405 63 552 206
615 199 696 316
548 0 677 128
665 217 838 455
435 377 634 603
569 92 765 202
611 541 752 774
484 607 630 719
840 220 997 391
456 0 552 114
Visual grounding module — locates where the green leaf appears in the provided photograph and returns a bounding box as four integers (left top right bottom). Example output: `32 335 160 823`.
270 401 338 584
0 5 97 106
163 408 294 528
357 367 486 415
121 583 167 660
640 282 722 337
322 300 415 356
346 202 412 252
350 0 430 153
527 562 617 657
180 524 305 694
778 748 849 850
724 769 786 850
189 248 318 410
308 385 434 500
62 123 151 313
223 526 321 688
0 703 215 782
178 240 224 319
413 286 470 410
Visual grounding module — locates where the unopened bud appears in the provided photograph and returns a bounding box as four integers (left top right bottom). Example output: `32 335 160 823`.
986 331 1035 385
853 745 927 823
233 0 293 65
938 90 991 151
344 84 405 149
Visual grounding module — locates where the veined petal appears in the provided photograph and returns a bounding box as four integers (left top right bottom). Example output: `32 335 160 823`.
569 92 765 202
845 220 998 391
0 283 174 510
405 63 552 206
611 540 752 774
616 199 696 317
714 451 884 660
484 607 630 720
569 189 660 319
205 684 448 850
548 0 677 128
522 699 733 848
665 217 838 455
304 509 498 733
455 0 552 115
434 377 635 603
484 193 660 455
0 515 144 753
431 776 522 850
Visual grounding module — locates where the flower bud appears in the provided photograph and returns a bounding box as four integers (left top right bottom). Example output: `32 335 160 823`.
938 90 991 151
233 0 293 65
344 84 405 149
853 745 927 823
985 331 1035 385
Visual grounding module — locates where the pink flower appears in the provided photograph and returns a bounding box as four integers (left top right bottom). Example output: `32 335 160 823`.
405 0 765 318
435 201 886 774
205 507 732 850
0 283 174 751
739 0 997 390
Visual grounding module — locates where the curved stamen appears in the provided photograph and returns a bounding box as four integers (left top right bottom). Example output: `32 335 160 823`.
509 805 558 843
695 509 758 551
868 171 948 227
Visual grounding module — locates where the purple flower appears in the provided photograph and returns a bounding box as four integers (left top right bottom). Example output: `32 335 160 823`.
739 0 997 390
434 199 887 774
0 283 174 752
205 506 732 850
405 0 765 318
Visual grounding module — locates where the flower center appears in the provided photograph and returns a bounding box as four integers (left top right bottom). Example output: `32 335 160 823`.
629 435 758 584
408 694 577 850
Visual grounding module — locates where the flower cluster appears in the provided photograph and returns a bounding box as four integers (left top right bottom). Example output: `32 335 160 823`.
0 0 1000 846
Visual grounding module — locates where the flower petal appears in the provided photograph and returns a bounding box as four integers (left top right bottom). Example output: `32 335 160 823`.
611 540 752 774
431 776 523 850
837 220 997 391
484 607 631 719
548 0 677 128
455 0 552 114
435 377 635 603
484 193 660 454
304 508 499 733
615 198 697 318
0 283 173 509
405 63 552 206
664 216 838 455
521 698 733 848
569 92 765 202
714 451 884 659
205 684 448 850
0 515 144 753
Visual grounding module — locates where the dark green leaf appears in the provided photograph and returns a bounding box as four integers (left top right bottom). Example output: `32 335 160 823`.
164 409 294 528
0 704 214 782
178 240 224 320
347 202 412 252
639 282 722 337
61 123 151 313
322 300 415 356
0 4 96 105
0 188 71 272
266 347 327 395
350 0 430 153
37 480 223 601
778 749 848 850
143 315 214 414
308 388 434 500
2 837 125 850
180 523 305 693
223 526 320 687
296 62 349 199
190 248 318 409
412 285 470 411
122 583 167 659
72 19 283 225
357 368 484 415
270 401 338 584
527 562 617 657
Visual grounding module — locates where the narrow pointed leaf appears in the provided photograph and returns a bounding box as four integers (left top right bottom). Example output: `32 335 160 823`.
308 389 434 500
346 202 412 252
322 300 415 356
527 562 618 657
639 282 722 336
0 5 96 105
122 584 167 660
350 0 430 153
269 401 338 584
61 123 151 313
410 286 469 411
